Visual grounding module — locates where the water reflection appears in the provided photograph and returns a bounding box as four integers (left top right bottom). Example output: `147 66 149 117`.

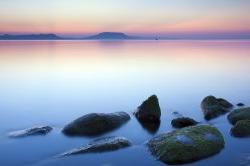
0 40 250 166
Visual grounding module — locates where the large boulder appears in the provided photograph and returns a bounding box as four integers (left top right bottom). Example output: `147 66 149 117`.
201 96 233 120
147 125 225 165
62 112 130 136
60 136 131 156
8 126 52 138
231 120 250 137
228 107 250 125
171 117 198 128
134 95 161 123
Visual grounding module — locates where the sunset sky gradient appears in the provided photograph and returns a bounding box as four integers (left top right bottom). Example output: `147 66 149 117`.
0 0 250 37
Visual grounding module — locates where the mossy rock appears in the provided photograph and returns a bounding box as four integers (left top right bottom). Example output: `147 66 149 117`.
231 120 250 137
147 125 225 165
62 112 130 136
171 117 198 128
134 95 161 122
201 96 233 120
227 107 250 125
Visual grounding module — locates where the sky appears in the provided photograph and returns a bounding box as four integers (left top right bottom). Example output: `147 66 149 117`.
0 0 250 37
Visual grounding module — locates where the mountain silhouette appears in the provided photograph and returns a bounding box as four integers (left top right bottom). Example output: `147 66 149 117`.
0 34 62 40
84 32 140 40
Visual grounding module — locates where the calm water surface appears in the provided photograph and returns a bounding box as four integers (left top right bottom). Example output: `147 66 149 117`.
0 40 250 166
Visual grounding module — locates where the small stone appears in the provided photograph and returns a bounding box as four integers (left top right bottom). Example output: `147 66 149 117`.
171 117 198 128
9 126 52 138
237 103 245 107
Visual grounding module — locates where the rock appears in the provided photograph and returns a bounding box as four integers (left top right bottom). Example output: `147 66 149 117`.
134 95 161 123
62 112 130 136
227 107 250 125
61 136 131 156
230 120 250 137
147 125 225 165
201 96 233 120
171 117 198 128
8 126 52 138
237 103 245 107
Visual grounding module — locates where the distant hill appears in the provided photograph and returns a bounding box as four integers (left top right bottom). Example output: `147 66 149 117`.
84 32 141 40
0 34 62 40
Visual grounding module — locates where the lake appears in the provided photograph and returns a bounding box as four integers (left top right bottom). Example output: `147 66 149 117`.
0 40 250 166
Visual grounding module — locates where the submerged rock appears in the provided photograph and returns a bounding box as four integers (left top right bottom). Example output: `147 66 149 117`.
62 112 130 136
231 120 250 137
172 111 184 118
134 95 161 123
61 136 131 156
201 96 233 120
228 107 250 125
171 117 198 128
147 125 225 165
8 126 52 138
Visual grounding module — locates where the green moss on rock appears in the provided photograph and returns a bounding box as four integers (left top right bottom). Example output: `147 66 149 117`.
228 107 250 125
147 125 225 165
231 120 250 137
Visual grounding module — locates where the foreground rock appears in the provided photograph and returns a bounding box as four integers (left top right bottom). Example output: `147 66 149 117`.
147 125 224 165
62 112 130 136
201 96 233 120
171 117 198 128
61 137 131 156
231 120 250 137
228 107 250 125
9 126 52 138
134 95 161 123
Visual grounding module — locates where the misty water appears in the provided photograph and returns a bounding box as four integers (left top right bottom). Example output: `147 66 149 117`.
0 40 250 166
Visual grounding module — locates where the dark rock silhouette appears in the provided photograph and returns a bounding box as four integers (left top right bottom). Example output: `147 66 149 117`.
62 112 130 136
201 96 233 120
134 95 161 123
171 117 198 128
237 103 245 107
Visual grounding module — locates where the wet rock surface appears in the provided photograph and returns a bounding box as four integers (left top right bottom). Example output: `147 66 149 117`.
228 107 250 125
147 125 225 165
171 117 198 128
231 120 250 137
61 136 131 156
8 126 52 138
62 112 130 136
201 96 233 120
134 95 161 123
